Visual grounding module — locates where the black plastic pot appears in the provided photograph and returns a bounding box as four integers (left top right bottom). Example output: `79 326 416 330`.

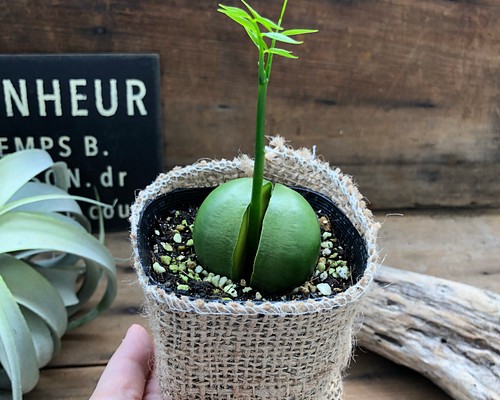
137 186 368 291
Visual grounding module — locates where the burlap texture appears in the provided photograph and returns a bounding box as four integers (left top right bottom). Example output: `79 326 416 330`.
130 137 380 400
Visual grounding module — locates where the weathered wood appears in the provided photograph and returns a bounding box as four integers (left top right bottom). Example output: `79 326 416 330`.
0 1 498 208
358 265 500 400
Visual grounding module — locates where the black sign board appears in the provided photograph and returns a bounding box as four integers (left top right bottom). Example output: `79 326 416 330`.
0 54 163 230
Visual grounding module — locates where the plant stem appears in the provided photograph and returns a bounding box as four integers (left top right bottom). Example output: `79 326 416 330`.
246 0 289 265
265 0 288 79
246 50 268 263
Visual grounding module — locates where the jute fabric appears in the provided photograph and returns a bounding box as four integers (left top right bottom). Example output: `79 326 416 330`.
130 137 380 399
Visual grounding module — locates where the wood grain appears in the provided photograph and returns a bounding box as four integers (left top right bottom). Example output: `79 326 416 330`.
0 0 498 208
358 266 500 400
377 209 500 292
345 351 451 400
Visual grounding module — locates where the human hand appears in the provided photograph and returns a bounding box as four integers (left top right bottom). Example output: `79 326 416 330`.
90 324 160 400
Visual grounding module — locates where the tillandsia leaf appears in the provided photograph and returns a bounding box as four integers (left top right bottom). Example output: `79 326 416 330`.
0 255 67 339
35 266 83 308
67 200 114 329
0 211 117 330
0 149 117 398
6 181 82 213
66 260 103 321
20 251 79 269
1 179 110 218
0 193 108 217
65 190 108 319
0 149 53 207
21 308 54 368
0 276 39 397
51 161 70 192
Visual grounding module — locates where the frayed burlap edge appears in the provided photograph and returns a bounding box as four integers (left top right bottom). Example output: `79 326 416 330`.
129 137 381 400
130 136 380 316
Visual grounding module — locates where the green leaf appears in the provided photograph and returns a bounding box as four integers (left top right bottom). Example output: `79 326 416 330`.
0 254 67 339
240 0 263 21
263 31 303 45
19 251 79 270
239 1 281 32
265 48 298 59
219 8 263 51
219 8 255 32
2 182 82 215
22 308 55 368
281 28 319 36
0 276 39 396
245 27 263 49
0 150 53 208
51 161 70 192
0 193 109 217
255 15 282 32
35 266 83 308
0 212 117 330
66 260 101 316
218 4 252 21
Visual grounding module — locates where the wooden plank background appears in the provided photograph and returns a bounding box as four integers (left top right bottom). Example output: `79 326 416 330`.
0 0 498 210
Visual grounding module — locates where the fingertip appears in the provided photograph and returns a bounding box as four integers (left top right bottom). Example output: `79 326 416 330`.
90 324 154 399
124 324 153 350
125 323 149 338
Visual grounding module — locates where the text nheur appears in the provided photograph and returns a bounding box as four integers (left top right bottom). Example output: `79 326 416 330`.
1 79 148 117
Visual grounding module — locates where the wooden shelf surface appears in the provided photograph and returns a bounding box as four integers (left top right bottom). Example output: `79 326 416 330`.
23 209 500 399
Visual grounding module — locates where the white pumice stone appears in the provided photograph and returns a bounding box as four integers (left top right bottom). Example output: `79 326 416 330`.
337 266 350 279
317 283 332 296
152 262 166 273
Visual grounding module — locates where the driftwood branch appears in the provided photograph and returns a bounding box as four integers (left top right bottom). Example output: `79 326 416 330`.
357 265 500 400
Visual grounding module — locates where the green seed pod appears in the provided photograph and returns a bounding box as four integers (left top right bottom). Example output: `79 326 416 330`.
193 178 321 294
193 178 255 280
250 184 320 293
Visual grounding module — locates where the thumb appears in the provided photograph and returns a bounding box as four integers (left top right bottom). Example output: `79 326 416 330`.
90 324 154 400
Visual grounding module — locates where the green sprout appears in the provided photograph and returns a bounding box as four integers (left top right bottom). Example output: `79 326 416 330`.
193 0 320 294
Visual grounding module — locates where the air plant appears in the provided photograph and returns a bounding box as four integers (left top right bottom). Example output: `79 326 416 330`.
0 149 117 400
193 0 319 294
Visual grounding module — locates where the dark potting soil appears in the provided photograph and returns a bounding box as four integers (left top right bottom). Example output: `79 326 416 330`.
146 207 355 302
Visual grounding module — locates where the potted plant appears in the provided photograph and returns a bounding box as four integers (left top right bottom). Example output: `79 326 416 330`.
0 149 117 400
130 1 379 399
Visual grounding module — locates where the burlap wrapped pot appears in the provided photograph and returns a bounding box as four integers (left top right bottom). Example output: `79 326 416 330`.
130 137 380 400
